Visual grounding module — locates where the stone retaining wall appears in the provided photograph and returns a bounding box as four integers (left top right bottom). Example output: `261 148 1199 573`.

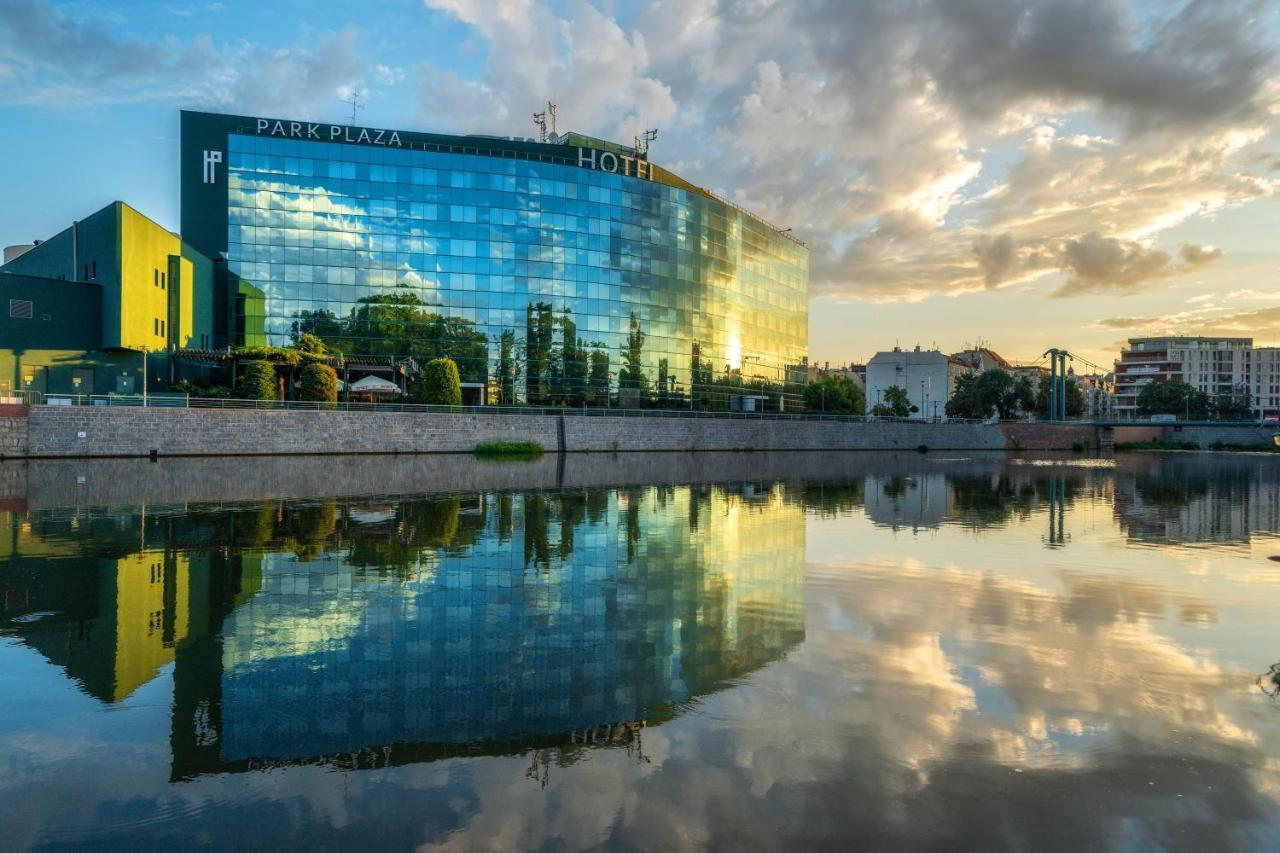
1166 424 1280 449
22 405 1007 458
0 404 29 459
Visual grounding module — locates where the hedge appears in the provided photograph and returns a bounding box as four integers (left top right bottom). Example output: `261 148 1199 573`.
421 358 462 405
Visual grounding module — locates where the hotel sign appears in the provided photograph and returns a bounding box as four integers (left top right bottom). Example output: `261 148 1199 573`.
578 148 652 180
254 118 403 147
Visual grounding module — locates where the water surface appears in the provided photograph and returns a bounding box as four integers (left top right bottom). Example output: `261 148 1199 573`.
2 452 1279 851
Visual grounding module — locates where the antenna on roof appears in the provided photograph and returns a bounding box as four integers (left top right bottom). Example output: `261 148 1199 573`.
344 90 364 125
533 110 547 143
547 101 557 134
635 128 658 156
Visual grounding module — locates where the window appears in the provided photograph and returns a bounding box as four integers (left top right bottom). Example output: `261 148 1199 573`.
154 318 159 335
154 269 159 287
8 299 33 319
161 272 166 290
160 319 166 337
91 260 96 279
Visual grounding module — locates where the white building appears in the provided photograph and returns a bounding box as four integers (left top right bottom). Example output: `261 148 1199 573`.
1113 337 1280 419
1113 337 1252 419
866 347 968 421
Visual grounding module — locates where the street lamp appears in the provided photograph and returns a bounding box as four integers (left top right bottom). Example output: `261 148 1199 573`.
141 345 149 407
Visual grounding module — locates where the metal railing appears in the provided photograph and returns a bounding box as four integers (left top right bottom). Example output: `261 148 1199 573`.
30 392 992 424
1 390 43 405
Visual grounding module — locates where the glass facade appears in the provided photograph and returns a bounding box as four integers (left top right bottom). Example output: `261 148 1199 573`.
220 130 808 405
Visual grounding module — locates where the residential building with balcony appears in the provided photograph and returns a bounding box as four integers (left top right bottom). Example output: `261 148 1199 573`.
1113 337 1252 419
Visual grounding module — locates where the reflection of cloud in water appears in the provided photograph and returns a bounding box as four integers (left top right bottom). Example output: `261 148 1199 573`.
423 559 1280 851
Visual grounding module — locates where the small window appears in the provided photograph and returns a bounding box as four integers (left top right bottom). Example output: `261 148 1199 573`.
154 318 159 335
160 320 166 337
8 299 33 319
154 269 158 287
161 272 166 290
91 260 96 279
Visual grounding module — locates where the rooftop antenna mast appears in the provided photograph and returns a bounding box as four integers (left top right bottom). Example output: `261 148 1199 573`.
532 110 547 143
547 101 557 135
344 90 364 125
635 128 658 156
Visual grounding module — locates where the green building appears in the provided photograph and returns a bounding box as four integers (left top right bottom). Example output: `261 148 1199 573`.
0 201 217 398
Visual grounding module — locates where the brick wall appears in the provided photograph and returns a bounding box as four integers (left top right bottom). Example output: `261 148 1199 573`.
0 404 29 459
997 422 1098 451
22 405 1007 459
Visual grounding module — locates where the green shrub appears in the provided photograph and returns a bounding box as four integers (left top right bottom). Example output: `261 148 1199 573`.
422 357 462 406
238 361 277 401
300 362 338 405
474 441 544 458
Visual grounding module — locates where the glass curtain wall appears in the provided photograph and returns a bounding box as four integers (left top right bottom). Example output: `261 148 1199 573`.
224 134 808 408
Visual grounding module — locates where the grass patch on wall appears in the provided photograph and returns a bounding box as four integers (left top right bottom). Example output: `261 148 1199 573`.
474 441 545 459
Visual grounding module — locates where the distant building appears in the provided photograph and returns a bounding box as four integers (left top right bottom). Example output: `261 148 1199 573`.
1249 347 1280 420
866 346 968 421
1077 372 1116 419
806 360 866 390
1113 337 1253 419
951 347 1011 374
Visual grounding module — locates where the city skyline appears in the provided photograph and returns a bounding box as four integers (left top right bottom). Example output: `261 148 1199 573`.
2 0 1279 368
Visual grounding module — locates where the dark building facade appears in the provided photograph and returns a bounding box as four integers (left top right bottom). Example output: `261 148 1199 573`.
181 111 809 405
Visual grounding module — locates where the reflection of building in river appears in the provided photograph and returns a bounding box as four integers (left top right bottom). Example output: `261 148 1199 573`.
1 485 804 776
1112 456 1280 545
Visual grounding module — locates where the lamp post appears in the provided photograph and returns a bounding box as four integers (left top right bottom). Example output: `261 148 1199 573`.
141 345 149 407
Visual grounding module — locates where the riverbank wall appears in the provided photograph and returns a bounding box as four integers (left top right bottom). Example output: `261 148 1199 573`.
4 405 1274 460
9 405 1011 459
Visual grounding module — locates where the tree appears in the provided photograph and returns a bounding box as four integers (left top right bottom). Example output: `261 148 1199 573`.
299 362 338 405
871 385 912 418
238 361 277 401
294 333 327 358
804 375 864 414
1214 384 1253 420
619 312 648 401
1035 374 1086 419
496 329 518 405
421 357 462 406
946 369 1030 420
1136 380 1210 419
587 347 610 406
525 302 554 404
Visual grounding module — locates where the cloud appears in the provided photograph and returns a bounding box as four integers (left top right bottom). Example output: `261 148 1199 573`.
1096 304 1280 341
1053 232 1223 297
416 0 1278 305
1096 316 1158 330
0 0 376 117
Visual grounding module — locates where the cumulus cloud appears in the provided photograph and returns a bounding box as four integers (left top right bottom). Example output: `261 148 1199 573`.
416 0 1278 304
0 0 380 117
1053 232 1223 297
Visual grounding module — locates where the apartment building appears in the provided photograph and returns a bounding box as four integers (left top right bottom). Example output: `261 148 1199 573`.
1250 347 1280 419
1113 337 1254 419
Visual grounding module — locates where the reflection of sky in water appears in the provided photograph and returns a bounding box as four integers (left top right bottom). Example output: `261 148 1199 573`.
0 452 1279 850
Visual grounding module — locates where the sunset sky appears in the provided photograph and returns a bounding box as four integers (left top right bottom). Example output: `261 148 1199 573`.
2 0 1278 369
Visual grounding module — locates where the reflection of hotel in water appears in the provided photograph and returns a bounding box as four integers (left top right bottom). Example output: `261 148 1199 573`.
1112 456 1280 545
0 485 804 776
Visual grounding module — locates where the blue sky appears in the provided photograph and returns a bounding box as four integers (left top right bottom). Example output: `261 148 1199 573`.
3 0 1279 367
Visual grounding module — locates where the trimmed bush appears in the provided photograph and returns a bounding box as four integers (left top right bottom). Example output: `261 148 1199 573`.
238 361 277 401
474 441 544 458
300 362 339 405
422 357 462 406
